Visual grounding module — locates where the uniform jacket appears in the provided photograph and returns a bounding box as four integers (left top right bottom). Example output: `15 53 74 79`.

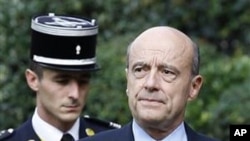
79 122 220 141
0 116 120 141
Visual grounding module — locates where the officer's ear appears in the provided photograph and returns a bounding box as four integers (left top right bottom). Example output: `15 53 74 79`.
25 69 39 92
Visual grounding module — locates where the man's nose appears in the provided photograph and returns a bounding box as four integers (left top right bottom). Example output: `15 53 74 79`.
144 70 160 91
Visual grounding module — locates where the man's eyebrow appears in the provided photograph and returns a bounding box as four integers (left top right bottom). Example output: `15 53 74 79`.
160 64 180 74
131 62 147 68
133 61 145 66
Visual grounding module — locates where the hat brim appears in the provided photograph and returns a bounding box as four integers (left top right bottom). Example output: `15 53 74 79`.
38 63 100 72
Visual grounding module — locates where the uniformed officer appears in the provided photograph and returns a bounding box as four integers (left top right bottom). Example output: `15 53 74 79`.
0 13 120 141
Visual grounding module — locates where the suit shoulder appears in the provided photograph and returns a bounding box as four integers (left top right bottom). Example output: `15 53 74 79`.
0 128 15 141
83 115 121 129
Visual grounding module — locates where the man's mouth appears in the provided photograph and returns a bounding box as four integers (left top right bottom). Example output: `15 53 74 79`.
138 98 165 105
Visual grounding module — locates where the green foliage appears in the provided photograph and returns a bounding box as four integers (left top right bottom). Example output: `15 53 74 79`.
186 44 250 140
85 34 134 124
211 78 250 141
207 56 250 141
0 0 250 140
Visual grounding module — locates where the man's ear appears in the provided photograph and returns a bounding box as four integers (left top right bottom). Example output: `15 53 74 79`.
25 69 39 92
188 75 203 101
125 68 129 96
125 68 128 76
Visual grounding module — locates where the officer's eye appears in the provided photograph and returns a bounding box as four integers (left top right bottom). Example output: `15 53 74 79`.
78 78 90 85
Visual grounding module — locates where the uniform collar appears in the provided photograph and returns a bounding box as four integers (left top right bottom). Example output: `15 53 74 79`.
132 119 187 141
32 108 79 141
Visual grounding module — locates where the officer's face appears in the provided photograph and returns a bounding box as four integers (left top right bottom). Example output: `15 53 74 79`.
26 68 90 129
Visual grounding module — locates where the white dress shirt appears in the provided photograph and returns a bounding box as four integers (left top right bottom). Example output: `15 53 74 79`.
32 108 79 141
132 119 187 141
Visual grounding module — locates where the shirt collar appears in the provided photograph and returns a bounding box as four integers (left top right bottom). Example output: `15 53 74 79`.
132 119 187 141
32 108 80 141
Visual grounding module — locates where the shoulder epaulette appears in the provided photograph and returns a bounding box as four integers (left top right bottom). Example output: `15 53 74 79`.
0 128 14 140
83 115 121 129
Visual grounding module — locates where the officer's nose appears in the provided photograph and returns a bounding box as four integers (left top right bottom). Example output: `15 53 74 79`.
68 81 80 99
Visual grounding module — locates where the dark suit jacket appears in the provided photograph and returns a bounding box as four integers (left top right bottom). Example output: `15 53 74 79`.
0 116 119 141
80 122 220 141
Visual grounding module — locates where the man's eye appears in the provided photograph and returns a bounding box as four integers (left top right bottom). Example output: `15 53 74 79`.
133 67 147 78
162 69 177 82
163 69 173 74
134 67 142 72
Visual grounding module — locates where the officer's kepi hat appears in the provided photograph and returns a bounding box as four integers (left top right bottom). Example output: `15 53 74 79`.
30 13 100 71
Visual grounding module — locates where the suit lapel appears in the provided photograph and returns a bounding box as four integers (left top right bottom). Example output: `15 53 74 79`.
117 122 134 141
184 122 200 141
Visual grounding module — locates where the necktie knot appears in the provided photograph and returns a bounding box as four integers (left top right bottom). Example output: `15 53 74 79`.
61 133 74 141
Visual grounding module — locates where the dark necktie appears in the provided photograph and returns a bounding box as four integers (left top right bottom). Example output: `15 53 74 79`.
60 133 74 141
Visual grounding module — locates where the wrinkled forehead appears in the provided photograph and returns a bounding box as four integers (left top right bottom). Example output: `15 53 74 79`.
129 27 193 63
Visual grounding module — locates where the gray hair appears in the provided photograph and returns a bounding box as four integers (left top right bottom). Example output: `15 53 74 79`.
192 42 200 76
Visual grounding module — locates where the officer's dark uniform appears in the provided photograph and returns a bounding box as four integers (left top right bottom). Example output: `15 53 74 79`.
0 13 120 141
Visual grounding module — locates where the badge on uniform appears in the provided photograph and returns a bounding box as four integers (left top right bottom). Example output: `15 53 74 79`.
85 128 95 136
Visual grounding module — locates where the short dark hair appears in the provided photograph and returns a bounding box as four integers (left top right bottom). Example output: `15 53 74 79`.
28 60 44 79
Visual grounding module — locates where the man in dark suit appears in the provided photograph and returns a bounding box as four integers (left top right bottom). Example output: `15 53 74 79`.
79 26 220 141
0 13 120 141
